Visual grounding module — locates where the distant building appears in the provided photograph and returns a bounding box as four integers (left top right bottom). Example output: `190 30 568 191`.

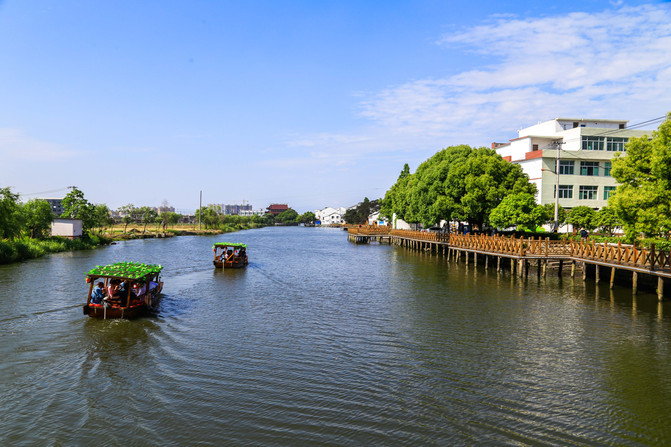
494 117 653 210
239 209 266 216
314 206 346 225
51 218 83 238
42 198 64 216
267 203 290 216
157 205 175 215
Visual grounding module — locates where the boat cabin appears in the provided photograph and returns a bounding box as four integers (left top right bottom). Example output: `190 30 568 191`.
213 243 248 268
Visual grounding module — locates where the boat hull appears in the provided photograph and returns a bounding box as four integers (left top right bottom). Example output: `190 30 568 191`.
213 258 248 268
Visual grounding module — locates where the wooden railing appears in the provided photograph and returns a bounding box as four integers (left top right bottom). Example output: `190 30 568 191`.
390 229 450 242
347 227 671 272
347 225 392 236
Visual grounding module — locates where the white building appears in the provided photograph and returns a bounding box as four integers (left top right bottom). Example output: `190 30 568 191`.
494 118 653 210
314 206 346 225
51 218 83 238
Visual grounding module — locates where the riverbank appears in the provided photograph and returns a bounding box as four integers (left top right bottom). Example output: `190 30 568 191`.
0 235 110 265
0 223 266 265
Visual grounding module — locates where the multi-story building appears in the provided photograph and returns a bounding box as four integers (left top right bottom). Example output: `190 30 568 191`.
42 198 64 216
314 206 346 225
494 118 653 210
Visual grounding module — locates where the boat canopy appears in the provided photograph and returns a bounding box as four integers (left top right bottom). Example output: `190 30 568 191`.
86 262 163 281
212 242 247 249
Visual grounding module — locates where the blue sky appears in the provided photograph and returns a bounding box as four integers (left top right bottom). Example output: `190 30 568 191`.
1 0 670 213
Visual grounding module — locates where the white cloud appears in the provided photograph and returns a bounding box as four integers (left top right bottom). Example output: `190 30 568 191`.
359 4 671 144
0 128 76 161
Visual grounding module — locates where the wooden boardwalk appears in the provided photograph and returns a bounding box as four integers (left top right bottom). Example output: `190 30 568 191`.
347 226 670 299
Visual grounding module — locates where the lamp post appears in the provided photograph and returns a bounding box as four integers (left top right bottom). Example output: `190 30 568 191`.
552 141 563 233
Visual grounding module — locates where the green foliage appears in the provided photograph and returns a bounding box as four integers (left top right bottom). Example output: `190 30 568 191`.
381 146 535 228
0 235 108 264
61 187 95 230
299 211 316 224
489 192 548 231
22 198 53 238
344 197 379 224
610 112 671 240
0 187 25 240
92 204 113 233
87 261 163 280
567 206 597 230
275 209 299 224
593 206 621 236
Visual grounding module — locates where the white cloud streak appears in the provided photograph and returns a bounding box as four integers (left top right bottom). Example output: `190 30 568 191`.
0 128 76 161
359 4 671 144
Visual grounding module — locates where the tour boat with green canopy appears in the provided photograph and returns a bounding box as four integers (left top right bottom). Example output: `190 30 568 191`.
82 261 164 319
213 242 248 269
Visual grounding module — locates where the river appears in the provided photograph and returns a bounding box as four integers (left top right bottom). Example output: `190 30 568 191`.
1 226 670 446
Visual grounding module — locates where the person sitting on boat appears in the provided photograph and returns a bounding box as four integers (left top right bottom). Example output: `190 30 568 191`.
226 249 233 259
106 279 124 306
91 281 106 305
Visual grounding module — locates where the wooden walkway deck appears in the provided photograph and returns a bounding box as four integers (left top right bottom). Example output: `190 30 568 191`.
347 226 670 299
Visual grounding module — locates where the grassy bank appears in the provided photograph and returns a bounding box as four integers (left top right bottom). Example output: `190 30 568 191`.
105 222 266 239
0 235 111 265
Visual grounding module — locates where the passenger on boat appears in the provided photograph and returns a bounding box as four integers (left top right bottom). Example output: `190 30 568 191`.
106 279 123 306
91 282 106 305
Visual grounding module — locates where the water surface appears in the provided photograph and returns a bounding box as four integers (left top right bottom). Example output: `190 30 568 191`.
1 227 670 445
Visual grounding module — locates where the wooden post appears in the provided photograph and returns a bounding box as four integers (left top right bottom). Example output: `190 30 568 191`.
497 256 501 272
571 260 576 278
595 265 600 284
658 277 664 301
485 255 489 269
511 257 516 276
650 244 656 271
474 252 478 267
582 262 587 281
632 272 638 295
466 251 469 264
558 260 563 276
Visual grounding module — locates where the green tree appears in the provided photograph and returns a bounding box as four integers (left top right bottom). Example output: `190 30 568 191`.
138 206 159 234
567 206 597 231
593 206 621 236
610 112 671 240
276 209 299 224
23 199 54 238
380 164 411 222
161 212 181 231
489 192 548 231
61 188 95 231
119 204 136 233
92 204 113 234
343 208 361 224
381 146 535 229
299 211 316 224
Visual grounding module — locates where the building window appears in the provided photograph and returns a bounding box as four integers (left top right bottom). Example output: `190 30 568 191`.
558 160 574 175
580 161 599 176
554 185 573 199
532 144 538 151
606 137 627 152
604 186 616 199
604 161 612 177
582 136 604 150
579 186 598 200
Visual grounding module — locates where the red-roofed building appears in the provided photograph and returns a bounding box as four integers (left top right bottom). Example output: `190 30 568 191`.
266 203 289 215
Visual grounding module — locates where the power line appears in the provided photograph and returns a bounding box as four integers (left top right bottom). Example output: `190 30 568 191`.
18 187 72 197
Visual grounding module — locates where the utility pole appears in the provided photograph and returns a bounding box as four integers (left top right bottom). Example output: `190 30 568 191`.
552 141 564 233
199 190 202 231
